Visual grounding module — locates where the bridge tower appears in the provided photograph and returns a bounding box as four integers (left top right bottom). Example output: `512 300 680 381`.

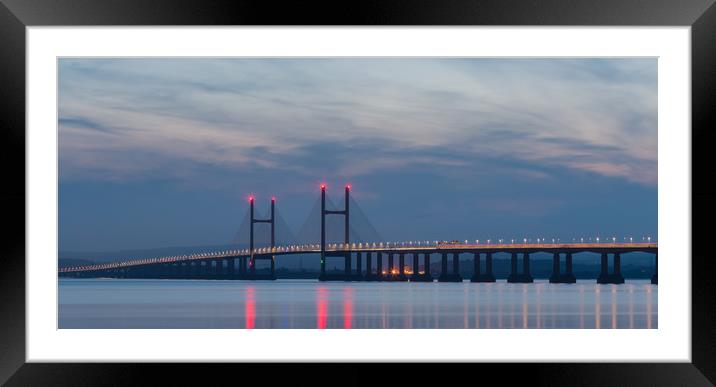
249 195 276 279
319 184 351 281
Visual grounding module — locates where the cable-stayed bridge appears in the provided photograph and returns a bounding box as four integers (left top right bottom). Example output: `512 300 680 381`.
58 184 658 284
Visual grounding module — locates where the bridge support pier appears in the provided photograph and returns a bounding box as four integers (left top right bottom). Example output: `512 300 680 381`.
395 253 408 281
379 252 408 281
194 260 205 279
385 253 395 280
365 252 371 277
220 260 227 278
199 261 208 279
412 253 419 276
203 261 210 278
377 252 383 280
399 253 405 276
549 252 560 282
247 256 277 281
356 252 362 279
549 253 576 283
510 252 517 280
597 253 625 284
439 252 463 282
508 252 534 283
227 258 235 279
344 252 363 281
410 253 433 282
565 253 575 282
651 253 658 284
471 252 496 282
319 252 354 281
345 253 352 278
203 261 211 277
365 252 379 281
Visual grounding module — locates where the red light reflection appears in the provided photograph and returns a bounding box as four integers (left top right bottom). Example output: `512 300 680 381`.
245 287 255 329
317 287 328 329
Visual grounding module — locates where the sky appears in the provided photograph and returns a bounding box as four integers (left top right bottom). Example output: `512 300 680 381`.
58 58 657 252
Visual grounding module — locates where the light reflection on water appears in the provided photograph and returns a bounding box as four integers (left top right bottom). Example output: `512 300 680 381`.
58 279 658 329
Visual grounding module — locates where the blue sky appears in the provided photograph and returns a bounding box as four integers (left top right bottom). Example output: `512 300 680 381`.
58 58 657 252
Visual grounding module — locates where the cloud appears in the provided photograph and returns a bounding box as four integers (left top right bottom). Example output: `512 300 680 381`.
58 58 657 186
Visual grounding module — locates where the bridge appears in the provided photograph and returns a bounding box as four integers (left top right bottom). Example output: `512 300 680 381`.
59 184 658 284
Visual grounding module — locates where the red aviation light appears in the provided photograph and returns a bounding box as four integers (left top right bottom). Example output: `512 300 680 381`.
345 184 351 190
248 195 255 202
271 196 276 202
320 183 326 190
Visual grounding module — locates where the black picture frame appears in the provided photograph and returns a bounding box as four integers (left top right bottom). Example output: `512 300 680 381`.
1 0 714 385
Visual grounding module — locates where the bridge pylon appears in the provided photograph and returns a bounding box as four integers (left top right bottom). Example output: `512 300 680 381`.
319 184 353 281
248 195 276 280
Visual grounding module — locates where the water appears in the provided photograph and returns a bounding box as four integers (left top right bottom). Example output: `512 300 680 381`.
58 278 657 329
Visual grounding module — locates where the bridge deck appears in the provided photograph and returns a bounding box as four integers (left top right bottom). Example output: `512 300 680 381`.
59 243 657 273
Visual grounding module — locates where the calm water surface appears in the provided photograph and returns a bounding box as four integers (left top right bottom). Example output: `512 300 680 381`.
59 279 657 329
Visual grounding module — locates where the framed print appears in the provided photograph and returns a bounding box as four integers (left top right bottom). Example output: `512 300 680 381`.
2 0 715 385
